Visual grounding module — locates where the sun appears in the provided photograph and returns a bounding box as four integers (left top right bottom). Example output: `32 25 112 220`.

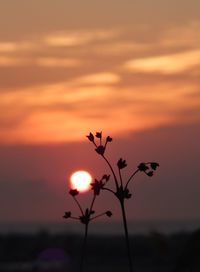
70 170 92 192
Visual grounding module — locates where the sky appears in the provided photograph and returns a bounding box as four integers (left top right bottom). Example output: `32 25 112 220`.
0 1 200 230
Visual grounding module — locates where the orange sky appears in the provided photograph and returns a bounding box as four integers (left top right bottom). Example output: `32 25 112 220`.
0 1 200 227
0 0 200 144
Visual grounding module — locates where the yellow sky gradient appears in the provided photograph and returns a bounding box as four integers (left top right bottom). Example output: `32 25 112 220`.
0 1 200 144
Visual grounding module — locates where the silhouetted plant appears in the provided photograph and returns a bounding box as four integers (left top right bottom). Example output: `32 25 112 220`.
86 131 159 272
63 179 112 272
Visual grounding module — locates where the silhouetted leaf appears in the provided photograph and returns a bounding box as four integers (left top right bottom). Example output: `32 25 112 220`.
147 171 154 177
91 179 104 195
106 136 113 142
117 158 127 169
63 211 71 219
69 189 79 196
138 163 149 172
86 132 94 142
150 162 160 170
95 145 105 155
106 211 112 217
102 174 110 182
124 188 132 199
95 132 102 138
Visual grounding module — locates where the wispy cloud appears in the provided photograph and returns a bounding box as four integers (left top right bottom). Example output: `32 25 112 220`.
44 29 118 47
0 19 200 144
73 72 120 85
0 56 29 67
36 57 81 68
124 50 200 74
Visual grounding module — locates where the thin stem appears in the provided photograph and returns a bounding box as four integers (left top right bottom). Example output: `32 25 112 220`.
70 216 79 220
89 194 96 213
92 141 98 148
73 196 84 215
102 187 116 195
90 212 106 220
125 169 139 189
119 168 123 187
120 201 133 272
104 140 108 149
102 154 119 189
80 223 88 272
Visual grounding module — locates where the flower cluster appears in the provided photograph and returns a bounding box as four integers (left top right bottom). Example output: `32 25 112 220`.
86 132 112 156
64 131 159 272
86 132 159 204
85 131 159 272
91 174 110 195
138 162 160 177
63 187 112 225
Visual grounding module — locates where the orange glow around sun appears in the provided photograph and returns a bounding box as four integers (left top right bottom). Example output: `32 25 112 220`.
70 170 92 192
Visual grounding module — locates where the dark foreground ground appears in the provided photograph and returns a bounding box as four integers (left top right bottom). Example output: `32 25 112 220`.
0 229 200 272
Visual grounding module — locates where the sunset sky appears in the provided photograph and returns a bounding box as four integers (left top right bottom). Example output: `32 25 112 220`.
0 1 200 229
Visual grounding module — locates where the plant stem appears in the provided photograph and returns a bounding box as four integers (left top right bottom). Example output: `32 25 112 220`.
125 169 139 189
80 223 89 272
73 197 84 215
120 200 133 272
102 154 119 189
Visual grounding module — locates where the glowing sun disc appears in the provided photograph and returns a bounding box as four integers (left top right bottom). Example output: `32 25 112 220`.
70 170 92 192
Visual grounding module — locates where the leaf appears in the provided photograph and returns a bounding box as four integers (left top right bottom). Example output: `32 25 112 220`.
106 136 113 142
102 174 110 182
106 211 112 217
117 158 127 169
150 162 160 170
63 211 71 219
91 179 104 195
95 132 102 138
95 145 105 155
138 163 149 172
147 171 154 177
86 132 94 142
69 189 79 196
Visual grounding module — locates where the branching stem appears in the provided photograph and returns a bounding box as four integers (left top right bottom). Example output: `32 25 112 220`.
73 197 84 216
102 155 119 189
125 169 139 189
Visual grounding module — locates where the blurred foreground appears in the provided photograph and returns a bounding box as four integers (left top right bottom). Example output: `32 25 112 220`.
0 229 200 272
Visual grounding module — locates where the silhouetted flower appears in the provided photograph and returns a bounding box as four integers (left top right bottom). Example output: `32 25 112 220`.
86 132 94 142
79 208 90 224
147 171 154 177
115 186 132 200
102 174 110 182
84 130 159 272
138 163 149 172
124 188 132 199
117 158 127 169
96 132 102 139
106 136 112 142
91 179 104 195
69 189 79 196
106 211 112 217
95 145 105 155
150 162 159 170
63 211 71 219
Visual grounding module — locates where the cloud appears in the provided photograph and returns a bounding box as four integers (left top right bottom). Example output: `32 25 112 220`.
124 50 200 74
44 29 118 47
1 75 199 145
160 21 200 49
73 72 120 85
36 57 81 68
0 56 29 67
